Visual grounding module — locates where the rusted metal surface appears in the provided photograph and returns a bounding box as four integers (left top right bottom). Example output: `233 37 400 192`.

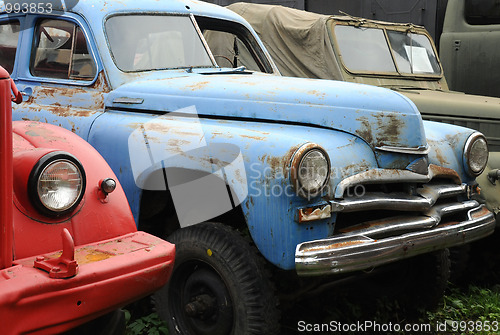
428 141 451 167
355 114 406 148
296 204 495 276
298 204 332 223
338 200 479 237
305 239 369 252
428 164 462 184
300 182 468 223
333 164 461 199
26 71 108 116
469 205 492 220
13 71 110 139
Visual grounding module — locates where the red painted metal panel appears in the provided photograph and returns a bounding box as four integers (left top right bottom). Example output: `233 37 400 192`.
1 231 175 334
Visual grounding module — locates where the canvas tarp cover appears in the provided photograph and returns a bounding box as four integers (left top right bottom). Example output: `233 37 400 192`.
228 2 343 80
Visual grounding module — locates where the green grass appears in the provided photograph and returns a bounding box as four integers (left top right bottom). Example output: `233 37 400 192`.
125 310 169 335
425 285 500 335
431 286 500 321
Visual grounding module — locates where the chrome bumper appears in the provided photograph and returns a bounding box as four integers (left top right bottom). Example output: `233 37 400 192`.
295 205 495 276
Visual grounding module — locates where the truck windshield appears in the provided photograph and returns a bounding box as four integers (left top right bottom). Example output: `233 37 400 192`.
105 15 215 72
333 24 441 76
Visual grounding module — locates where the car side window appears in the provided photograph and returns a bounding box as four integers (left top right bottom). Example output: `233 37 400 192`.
196 16 275 74
31 19 96 80
203 30 261 71
0 21 20 74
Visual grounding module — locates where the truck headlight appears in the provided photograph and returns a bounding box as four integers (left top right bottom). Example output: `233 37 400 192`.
29 152 86 216
291 143 330 198
464 133 488 177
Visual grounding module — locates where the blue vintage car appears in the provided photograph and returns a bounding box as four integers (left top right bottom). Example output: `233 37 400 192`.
3 0 494 333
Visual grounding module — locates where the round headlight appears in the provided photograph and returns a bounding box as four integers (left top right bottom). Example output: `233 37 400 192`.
29 152 86 216
464 133 488 176
291 144 330 198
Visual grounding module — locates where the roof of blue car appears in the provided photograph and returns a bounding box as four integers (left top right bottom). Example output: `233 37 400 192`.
0 0 245 23
71 0 217 15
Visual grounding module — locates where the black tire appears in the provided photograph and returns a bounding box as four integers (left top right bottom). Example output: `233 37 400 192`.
357 249 450 311
408 248 451 309
449 245 471 283
153 222 280 335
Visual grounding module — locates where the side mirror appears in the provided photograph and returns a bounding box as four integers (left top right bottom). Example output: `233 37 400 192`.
487 169 500 185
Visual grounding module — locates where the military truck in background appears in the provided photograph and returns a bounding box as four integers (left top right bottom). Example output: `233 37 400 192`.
440 0 500 98
207 0 449 46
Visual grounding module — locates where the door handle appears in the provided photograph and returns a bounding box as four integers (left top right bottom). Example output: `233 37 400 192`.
20 87 32 101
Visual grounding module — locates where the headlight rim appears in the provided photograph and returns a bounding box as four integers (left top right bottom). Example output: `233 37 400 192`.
464 132 489 177
290 143 331 199
28 151 86 217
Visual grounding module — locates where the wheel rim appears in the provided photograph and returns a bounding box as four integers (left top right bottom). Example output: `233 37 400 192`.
169 262 234 335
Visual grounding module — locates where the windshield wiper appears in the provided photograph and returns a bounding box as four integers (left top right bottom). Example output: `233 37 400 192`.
199 66 251 75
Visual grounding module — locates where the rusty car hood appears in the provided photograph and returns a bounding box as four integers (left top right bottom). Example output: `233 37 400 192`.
107 73 427 150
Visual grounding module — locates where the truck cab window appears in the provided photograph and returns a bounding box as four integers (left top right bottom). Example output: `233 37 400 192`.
465 0 500 24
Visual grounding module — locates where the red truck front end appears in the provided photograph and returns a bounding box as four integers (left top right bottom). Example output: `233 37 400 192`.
0 66 175 334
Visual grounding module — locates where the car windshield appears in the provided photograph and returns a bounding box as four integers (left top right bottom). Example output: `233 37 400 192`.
333 24 441 76
105 15 215 72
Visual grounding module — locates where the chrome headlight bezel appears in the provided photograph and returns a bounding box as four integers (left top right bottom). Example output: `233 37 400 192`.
464 132 489 177
28 151 86 217
290 143 331 198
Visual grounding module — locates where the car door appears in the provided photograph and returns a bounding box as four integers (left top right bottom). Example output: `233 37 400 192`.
11 14 107 140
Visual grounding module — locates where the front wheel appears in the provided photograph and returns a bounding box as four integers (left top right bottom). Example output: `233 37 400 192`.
153 222 280 335
354 248 450 312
